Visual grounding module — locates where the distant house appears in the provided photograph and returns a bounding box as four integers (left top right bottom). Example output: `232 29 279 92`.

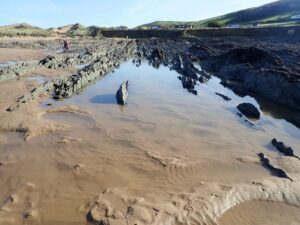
227 24 240 28
151 26 161 30
172 24 193 29
291 14 300 19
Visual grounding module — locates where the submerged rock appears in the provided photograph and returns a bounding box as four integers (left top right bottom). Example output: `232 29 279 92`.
116 81 129 105
215 92 231 101
237 103 260 119
271 138 299 159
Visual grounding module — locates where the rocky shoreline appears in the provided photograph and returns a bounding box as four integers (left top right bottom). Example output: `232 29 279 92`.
2 37 300 113
135 38 300 112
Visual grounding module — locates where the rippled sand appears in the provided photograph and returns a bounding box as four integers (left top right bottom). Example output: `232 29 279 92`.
218 201 300 225
0 59 300 225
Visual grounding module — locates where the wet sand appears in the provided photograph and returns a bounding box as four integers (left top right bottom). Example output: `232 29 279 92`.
0 48 45 63
218 200 300 225
0 44 300 225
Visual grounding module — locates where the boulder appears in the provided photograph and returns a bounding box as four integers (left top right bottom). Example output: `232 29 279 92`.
237 103 260 119
116 81 129 105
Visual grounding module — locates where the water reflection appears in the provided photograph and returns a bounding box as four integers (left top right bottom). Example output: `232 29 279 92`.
0 60 17 68
26 75 48 84
90 94 116 105
47 60 300 140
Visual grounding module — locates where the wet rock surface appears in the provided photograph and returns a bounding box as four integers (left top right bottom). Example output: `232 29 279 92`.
237 103 260 119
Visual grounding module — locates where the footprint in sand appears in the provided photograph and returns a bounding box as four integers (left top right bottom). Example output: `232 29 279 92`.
0 183 40 224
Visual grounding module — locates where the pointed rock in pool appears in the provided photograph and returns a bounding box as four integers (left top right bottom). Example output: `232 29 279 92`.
237 103 260 119
116 81 129 105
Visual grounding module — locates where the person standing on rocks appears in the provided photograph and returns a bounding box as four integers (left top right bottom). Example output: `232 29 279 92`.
63 40 70 52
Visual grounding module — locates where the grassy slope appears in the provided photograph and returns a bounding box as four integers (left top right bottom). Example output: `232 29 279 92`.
138 0 300 28
0 23 55 37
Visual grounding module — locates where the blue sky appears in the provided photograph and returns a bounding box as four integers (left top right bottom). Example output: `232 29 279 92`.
0 0 275 28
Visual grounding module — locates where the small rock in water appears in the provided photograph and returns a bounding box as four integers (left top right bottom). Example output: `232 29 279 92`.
271 138 299 159
215 92 231 101
237 103 260 119
116 81 129 105
257 153 293 181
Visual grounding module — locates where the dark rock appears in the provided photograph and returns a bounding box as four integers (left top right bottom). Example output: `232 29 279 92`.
188 89 198 95
271 138 299 159
127 206 134 215
237 103 260 119
188 44 214 60
257 153 293 181
181 77 195 89
215 93 231 101
116 81 129 105
199 76 208 84
151 47 164 61
237 112 243 118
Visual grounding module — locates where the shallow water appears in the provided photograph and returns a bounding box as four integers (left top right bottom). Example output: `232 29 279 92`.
1 59 299 225
0 60 17 68
26 75 48 84
48 60 300 151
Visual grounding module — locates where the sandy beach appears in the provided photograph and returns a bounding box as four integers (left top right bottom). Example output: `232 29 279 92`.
0 36 299 225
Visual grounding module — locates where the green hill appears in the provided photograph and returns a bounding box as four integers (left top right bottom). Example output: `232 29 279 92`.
138 0 300 29
0 23 55 37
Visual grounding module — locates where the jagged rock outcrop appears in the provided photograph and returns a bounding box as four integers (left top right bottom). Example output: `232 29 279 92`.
201 46 300 111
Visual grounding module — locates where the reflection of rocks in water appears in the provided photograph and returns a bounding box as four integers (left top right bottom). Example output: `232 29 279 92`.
220 80 248 97
132 58 142 67
140 45 206 96
178 76 197 95
201 46 300 111
254 95 300 129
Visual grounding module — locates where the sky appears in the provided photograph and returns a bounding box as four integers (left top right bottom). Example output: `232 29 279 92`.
0 0 276 28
